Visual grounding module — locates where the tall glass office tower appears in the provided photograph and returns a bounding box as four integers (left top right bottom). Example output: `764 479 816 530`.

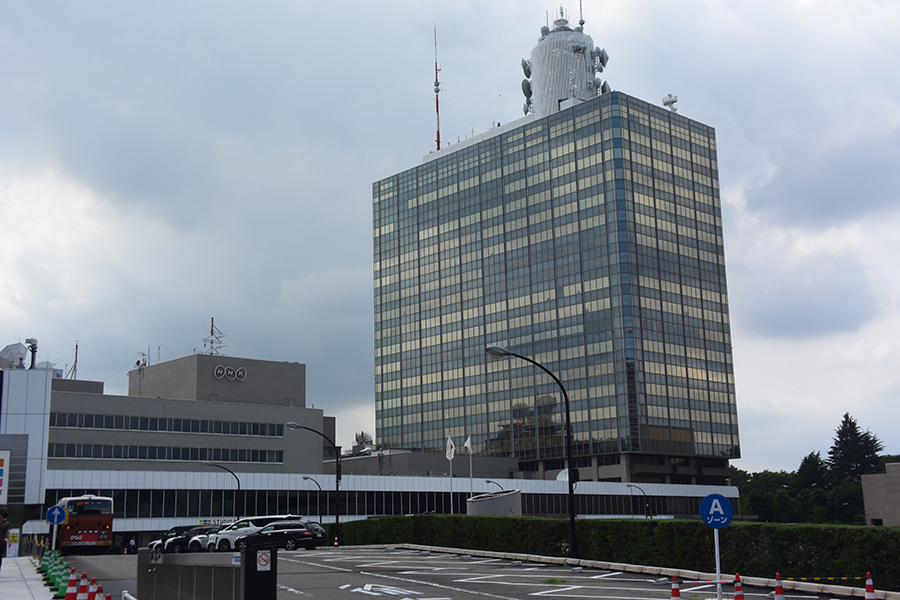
373 16 738 484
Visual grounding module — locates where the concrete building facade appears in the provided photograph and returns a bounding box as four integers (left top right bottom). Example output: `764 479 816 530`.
862 463 900 526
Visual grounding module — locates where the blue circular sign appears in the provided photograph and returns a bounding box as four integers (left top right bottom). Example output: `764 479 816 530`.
700 493 733 529
47 506 67 525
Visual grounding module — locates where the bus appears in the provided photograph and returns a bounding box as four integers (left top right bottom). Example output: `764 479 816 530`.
53 494 114 555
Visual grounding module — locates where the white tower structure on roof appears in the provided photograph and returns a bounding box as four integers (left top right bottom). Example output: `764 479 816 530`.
521 7 610 117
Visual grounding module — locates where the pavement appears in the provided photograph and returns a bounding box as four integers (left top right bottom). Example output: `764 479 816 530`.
2 556 54 600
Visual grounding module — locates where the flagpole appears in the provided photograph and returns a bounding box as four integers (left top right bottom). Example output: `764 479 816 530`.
469 449 473 498
447 436 455 515
465 436 473 498
449 451 453 515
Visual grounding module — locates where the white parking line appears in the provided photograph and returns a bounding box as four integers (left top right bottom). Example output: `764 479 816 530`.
589 572 623 579
531 585 582 596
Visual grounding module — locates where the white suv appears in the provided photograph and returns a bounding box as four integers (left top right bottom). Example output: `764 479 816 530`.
208 515 303 552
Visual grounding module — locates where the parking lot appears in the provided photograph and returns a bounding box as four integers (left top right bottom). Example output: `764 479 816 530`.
274 547 816 600
64 545 866 600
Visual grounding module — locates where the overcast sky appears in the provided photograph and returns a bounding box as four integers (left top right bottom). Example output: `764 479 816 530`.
2 1 898 474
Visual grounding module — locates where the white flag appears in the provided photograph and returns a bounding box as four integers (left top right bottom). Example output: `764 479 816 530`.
464 436 473 454
446 436 455 461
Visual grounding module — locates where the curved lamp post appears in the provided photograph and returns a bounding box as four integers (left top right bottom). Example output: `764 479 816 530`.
201 461 242 518
485 344 579 558
286 422 341 544
625 483 650 519
302 476 323 524
485 479 504 491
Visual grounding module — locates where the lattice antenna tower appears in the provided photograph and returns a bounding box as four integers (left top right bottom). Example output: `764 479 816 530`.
202 317 227 355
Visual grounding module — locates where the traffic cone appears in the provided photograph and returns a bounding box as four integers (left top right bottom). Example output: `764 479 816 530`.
87 578 98 600
54 561 67 590
95 585 103 600
671 575 681 599
76 573 89 600
865 572 876 600
734 574 744 600
334 535 339 549
774 573 785 600
63 568 78 600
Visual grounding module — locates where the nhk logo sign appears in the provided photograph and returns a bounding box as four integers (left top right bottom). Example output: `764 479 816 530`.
214 365 247 381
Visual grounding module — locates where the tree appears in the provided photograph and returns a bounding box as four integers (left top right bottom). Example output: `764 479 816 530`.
796 451 829 490
827 413 883 484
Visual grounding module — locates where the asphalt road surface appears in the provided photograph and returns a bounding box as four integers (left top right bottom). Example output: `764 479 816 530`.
274 547 815 600
66 554 137 599
66 547 830 600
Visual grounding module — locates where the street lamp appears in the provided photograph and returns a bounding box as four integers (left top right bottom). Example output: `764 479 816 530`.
201 461 242 519
485 480 504 491
625 484 650 519
286 422 342 545
485 344 579 558
303 476 323 524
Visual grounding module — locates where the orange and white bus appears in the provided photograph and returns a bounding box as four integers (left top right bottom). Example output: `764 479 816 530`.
54 494 114 555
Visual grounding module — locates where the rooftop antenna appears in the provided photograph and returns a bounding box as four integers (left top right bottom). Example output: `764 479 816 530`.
202 317 227 355
65 341 78 379
434 25 441 151
579 0 585 27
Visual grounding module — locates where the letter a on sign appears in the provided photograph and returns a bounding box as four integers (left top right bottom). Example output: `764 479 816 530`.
700 493 733 529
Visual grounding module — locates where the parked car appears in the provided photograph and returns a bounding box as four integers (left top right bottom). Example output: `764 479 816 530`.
208 515 304 552
188 525 223 552
163 525 219 553
234 520 327 551
148 526 194 556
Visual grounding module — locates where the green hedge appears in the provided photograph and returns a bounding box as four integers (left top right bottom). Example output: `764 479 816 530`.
331 517 900 591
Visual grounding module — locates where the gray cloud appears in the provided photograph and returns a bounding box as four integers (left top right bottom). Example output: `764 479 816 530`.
732 255 879 339
745 130 900 227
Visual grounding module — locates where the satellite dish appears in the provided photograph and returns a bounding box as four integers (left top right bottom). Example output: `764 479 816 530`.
521 79 532 99
601 81 611 94
521 58 531 78
663 94 679 112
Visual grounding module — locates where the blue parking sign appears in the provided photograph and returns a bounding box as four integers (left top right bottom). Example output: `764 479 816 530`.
700 493 733 529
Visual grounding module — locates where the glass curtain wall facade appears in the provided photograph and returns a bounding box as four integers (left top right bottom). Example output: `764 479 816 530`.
373 91 739 483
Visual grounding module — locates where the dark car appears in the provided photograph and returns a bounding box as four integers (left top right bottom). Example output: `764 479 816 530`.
163 525 219 554
148 525 194 556
234 521 326 551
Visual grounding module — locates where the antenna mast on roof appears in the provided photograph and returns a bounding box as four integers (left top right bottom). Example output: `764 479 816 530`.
434 26 442 151
579 0 585 27
202 317 227 355
65 341 78 379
